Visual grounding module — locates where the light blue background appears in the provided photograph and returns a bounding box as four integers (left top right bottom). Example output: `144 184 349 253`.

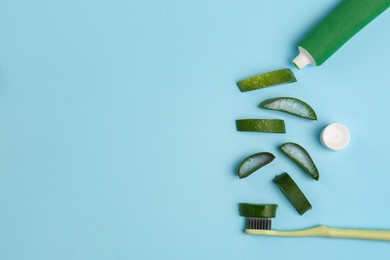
1 0 390 259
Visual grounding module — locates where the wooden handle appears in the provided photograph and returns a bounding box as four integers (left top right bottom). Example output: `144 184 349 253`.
326 226 390 241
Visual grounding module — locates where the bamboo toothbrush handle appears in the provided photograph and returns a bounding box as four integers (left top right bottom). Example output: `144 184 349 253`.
325 226 390 241
246 225 390 241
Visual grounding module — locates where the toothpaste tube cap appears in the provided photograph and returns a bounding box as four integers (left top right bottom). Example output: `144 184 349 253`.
293 47 316 70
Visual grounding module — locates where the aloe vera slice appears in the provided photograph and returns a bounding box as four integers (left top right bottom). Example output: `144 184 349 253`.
238 152 275 178
236 119 286 133
259 97 317 120
280 142 319 181
239 203 278 218
273 173 312 215
237 69 297 92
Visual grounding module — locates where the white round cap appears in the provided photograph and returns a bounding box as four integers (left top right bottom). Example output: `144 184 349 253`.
292 47 316 70
293 52 311 70
320 123 350 151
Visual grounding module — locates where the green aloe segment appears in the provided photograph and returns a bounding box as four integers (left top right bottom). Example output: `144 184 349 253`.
239 203 278 218
273 173 312 215
238 152 275 178
236 119 286 133
237 69 297 92
280 142 319 181
259 97 317 120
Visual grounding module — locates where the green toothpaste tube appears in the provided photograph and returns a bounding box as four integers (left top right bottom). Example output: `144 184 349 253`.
293 0 390 69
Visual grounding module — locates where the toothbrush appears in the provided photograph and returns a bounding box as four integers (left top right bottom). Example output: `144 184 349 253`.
245 220 390 241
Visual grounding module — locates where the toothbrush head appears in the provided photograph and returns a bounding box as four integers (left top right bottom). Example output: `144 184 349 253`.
239 203 278 230
246 217 272 230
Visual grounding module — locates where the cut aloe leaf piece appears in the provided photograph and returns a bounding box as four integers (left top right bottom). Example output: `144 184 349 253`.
280 142 319 181
273 173 312 215
237 69 297 92
239 203 278 218
238 152 275 178
236 119 286 133
259 97 317 120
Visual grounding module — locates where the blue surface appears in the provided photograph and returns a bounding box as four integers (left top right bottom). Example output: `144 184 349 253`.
1 0 390 259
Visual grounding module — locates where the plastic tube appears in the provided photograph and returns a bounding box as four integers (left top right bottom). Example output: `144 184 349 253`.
293 0 390 70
